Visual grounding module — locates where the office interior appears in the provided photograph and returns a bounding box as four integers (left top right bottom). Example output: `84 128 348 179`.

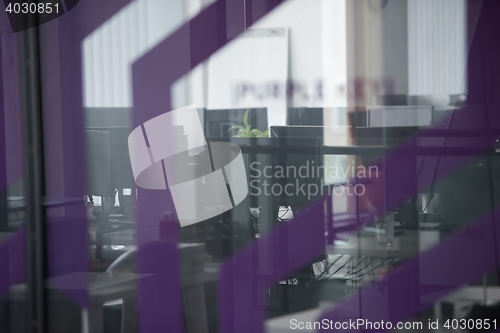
1 0 500 332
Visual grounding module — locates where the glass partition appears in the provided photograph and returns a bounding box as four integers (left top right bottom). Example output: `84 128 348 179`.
1 0 500 332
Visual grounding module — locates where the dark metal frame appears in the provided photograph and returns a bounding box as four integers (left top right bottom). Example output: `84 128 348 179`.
19 21 47 333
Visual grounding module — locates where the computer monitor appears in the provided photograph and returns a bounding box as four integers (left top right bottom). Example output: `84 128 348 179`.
85 107 131 128
85 127 134 197
287 107 323 126
355 126 420 147
86 130 112 197
347 110 369 129
270 126 324 210
204 108 267 138
356 126 420 228
366 105 433 128
375 94 408 106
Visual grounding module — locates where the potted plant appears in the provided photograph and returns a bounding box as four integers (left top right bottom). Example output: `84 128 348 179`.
227 109 269 138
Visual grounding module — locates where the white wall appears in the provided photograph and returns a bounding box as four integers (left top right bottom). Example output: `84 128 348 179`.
251 0 347 109
183 0 348 112
206 28 289 126
83 0 349 116
381 0 408 95
408 0 466 96
82 0 185 108
321 0 348 108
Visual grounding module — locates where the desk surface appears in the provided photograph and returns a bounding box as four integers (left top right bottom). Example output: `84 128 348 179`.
441 286 500 303
328 230 440 258
8 272 152 303
206 137 487 156
8 196 84 212
266 307 324 333
8 263 219 302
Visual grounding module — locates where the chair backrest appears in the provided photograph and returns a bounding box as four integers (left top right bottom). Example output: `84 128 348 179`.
105 246 137 273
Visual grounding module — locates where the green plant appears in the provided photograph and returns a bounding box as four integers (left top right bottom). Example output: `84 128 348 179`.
227 109 269 138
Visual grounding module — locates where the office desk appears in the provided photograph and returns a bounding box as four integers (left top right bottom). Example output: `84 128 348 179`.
8 272 151 333
7 196 84 213
266 307 324 333
327 230 440 258
207 137 488 157
441 286 500 304
266 231 442 333
8 264 219 333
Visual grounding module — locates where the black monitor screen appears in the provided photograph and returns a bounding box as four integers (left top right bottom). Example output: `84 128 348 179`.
269 126 324 210
287 107 323 126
